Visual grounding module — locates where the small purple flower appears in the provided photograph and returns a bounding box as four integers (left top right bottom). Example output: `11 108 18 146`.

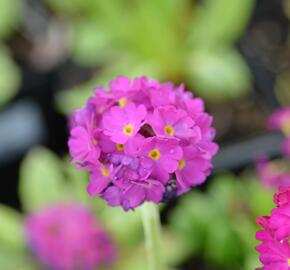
25 204 116 270
68 76 218 210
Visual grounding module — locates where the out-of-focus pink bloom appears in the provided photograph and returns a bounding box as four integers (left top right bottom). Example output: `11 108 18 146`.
25 204 116 270
68 76 218 210
256 158 290 188
267 107 290 135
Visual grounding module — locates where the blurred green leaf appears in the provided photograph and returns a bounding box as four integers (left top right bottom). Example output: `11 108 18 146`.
0 46 21 107
169 191 214 254
207 173 240 214
188 49 251 100
55 60 159 115
63 157 90 204
44 0 95 16
0 0 22 39
0 204 24 250
100 207 142 249
114 243 147 270
204 216 244 268
162 229 190 267
246 178 275 217
0 247 37 270
70 19 117 66
188 0 254 48
19 147 67 213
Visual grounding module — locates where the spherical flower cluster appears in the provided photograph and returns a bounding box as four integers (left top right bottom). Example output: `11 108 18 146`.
68 76 218 210
256 187 290 270
25 204 116 270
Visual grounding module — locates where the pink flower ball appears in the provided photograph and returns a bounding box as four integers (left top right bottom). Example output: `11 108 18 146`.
25 204 116 270
256 188 290 269
68 76 218 210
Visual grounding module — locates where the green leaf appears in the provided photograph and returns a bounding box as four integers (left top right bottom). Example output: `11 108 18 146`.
63 156 90 204
188 49 251 101
70 19 117 66
188 0 254 48
0 0 22 39
43 0 95 16
204 216 245 268
207 173 240 214
0 204 24 250
19 147 67 213
55 59 160 115
246 178 275 217
0 247 37 270
162 229 190 267
0 46 21 107
169 191 214 254
100 207 142 249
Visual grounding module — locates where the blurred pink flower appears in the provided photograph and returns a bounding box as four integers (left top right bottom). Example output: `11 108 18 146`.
267 107 290 135
25 204 116 270
256 158 290 188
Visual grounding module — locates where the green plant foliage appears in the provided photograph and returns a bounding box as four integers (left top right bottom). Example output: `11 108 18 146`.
188 0 254 49
0 204 24 250
169 173 272 270
100 207 143 249
188 49 251 101
55 60 159 114
19 147 68 213
0 0 22 39
51 0 254 109
0 46 21 107
0 247 37 270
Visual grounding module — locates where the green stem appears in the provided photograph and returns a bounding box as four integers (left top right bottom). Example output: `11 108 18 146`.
140 202 164 270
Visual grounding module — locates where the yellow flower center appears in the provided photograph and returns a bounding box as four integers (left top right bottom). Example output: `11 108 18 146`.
100 167 110 177
164 125 174 136
178 159 186 170
116 144 124 151
288 258 290 266
92 138 98 145
118 98 128 108
149 149 161 161
123 124 134 136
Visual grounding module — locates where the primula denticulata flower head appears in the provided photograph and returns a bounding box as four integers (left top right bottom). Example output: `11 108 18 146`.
256 187 290 269
25 204 116 270
68 76 218 210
